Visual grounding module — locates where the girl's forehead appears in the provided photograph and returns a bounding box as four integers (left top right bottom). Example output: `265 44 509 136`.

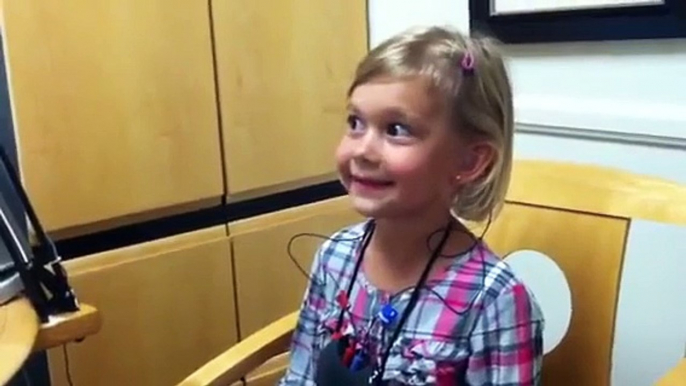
348 77 445 119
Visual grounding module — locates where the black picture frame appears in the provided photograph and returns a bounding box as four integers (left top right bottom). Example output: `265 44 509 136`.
469 0 686 43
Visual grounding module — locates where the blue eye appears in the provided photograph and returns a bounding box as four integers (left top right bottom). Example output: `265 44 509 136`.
387 123 411 137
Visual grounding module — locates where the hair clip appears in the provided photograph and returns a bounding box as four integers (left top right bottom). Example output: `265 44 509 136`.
460 51 475 75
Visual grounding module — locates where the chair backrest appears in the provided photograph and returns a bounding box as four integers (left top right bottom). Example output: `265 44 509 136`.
484 160 686 386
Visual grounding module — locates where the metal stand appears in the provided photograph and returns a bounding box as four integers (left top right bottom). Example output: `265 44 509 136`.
0 147 78 323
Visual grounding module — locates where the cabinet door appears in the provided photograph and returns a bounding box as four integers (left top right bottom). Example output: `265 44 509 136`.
2 0 224 235
46 226 238 386
229 197 361 338
484 202 628 386
211 0 368 195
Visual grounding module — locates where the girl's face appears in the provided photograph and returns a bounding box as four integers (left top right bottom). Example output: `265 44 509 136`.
335 76 467 221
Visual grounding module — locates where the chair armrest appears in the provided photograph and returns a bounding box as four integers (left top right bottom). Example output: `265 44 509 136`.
178 311 299 386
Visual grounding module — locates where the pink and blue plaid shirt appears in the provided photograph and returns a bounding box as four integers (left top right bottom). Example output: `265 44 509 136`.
278 220 544 385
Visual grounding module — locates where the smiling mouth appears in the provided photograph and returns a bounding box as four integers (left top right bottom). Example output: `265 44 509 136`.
351 176 394 188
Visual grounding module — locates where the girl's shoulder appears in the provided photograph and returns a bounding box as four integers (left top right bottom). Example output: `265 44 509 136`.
473 243 541 310
452 242 540 306
313 219 370 270
384 246 544 385
431 242 544 330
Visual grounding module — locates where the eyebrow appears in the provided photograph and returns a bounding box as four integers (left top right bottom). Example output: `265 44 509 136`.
346 102 422 123
346 102 361 115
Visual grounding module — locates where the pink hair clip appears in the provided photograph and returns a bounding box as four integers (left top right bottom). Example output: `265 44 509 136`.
460 51 475 75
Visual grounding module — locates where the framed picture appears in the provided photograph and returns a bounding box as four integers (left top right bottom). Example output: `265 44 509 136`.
470 0 686 43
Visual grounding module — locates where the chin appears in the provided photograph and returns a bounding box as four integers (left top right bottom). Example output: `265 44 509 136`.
347 195 394 219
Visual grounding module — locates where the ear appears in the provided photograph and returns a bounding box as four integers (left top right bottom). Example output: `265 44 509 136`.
455 141 496 185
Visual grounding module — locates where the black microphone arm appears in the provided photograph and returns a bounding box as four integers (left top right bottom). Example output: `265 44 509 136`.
0 145 79 323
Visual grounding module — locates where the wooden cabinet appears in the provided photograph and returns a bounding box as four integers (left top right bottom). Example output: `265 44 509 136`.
2 0 224 235
211 0 368 195
46 226 238 386
484 202 628 386
229 197 361 338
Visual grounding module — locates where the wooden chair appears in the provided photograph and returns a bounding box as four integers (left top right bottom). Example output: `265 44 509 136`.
178 160 686 386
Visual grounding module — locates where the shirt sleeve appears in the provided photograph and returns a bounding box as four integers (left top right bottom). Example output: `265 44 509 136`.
277 246 329 386
464 282 545 386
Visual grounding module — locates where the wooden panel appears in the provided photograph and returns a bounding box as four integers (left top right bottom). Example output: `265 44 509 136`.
230 197 361 337
2 0 224 234
212 0 368 194
484 203 628 386
46 226 238 386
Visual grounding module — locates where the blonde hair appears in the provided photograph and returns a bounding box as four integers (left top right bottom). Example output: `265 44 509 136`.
348 26 514 223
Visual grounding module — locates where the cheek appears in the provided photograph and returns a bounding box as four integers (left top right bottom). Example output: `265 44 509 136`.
387 150 457 190
335 139 352 172
385 152 433 181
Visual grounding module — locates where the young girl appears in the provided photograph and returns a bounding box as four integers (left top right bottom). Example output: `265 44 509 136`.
279 26 543 385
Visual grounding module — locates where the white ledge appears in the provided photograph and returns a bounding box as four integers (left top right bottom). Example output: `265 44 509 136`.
515 94 686 141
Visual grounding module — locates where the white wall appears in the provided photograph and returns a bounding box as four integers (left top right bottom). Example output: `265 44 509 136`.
368 1 686 384
612 220 686 386
509 37 686 185
509 39 686 141
368 0 686 184
368 0 470 46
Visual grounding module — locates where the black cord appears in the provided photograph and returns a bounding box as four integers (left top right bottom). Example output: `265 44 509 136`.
287 230 366 333
286 214 491 308
286 215 493 315
286 215 489 293
372 220 454 384
63 344 74 386
285 214 495 383
430 213 493 258
286 231 363 290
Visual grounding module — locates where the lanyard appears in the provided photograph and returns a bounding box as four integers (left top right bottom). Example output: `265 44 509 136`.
333 218 454 385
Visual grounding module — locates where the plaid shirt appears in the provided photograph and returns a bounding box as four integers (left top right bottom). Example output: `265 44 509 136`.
278 220 544 385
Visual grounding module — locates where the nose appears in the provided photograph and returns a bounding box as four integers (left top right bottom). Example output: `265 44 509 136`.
352 128 382 164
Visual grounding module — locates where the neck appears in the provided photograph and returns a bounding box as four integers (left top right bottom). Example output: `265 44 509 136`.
372 211 453 263
361 208 477 293
366 208 456 287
